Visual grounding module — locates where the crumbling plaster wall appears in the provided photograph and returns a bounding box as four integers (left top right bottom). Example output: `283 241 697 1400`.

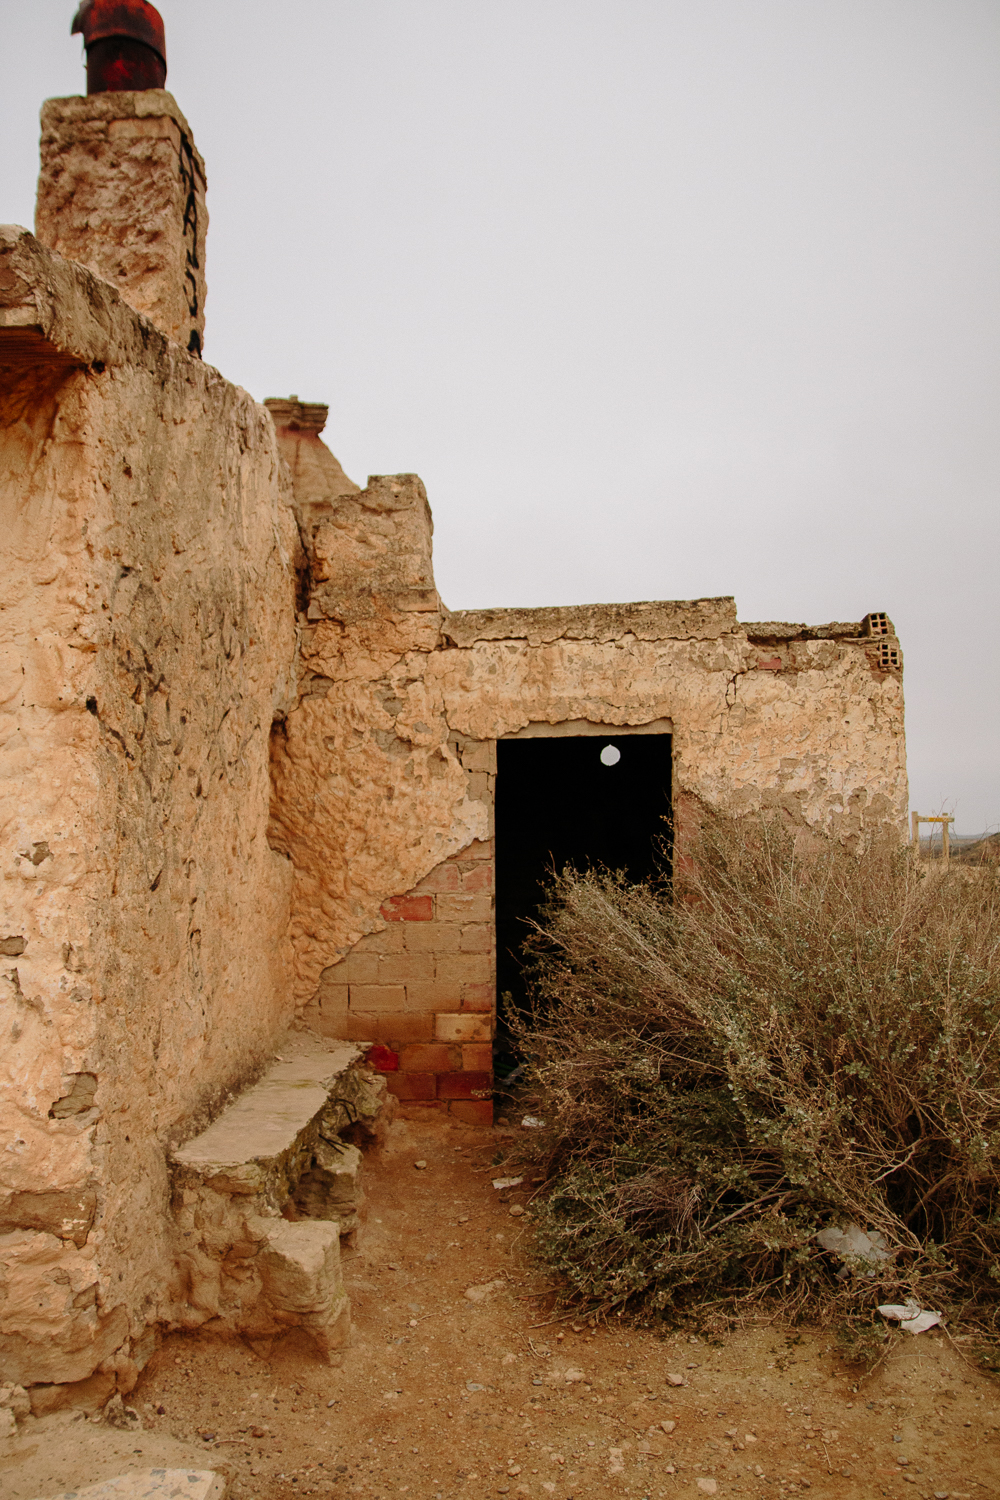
0 227 298 1389
437 604 907 838
268 425 908 1029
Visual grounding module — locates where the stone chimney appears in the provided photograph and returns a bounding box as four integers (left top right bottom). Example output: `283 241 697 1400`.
34 4 207 354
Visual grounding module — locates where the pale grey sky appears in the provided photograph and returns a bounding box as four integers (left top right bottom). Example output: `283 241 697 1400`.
3 2 998 831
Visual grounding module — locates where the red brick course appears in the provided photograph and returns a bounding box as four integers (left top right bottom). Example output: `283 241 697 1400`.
437 1070 492 1100
386 1072 437 1101
309 829 497 1124
399 1043 457 1073
411 863 461 894
366 1044 399 1071
381 894 434 921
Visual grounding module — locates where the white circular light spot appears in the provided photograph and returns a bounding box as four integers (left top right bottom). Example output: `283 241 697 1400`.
600 744 621 766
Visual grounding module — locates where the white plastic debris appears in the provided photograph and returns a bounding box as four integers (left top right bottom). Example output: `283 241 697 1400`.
521 1116 546 1128
816 1223 892 1276
877 1301 943 1334
492 1176 524 1190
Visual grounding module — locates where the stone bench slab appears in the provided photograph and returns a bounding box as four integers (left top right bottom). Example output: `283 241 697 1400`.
171 1043 363 1197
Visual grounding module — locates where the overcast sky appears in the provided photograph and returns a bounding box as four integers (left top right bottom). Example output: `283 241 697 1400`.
3 2 998 832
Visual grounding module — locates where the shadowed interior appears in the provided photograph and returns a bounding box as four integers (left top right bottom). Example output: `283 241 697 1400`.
494 732 672 1064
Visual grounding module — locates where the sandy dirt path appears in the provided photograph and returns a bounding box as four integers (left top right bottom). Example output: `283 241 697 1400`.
4 1112 999 1500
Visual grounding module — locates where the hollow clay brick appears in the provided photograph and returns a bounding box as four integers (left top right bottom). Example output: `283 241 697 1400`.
315 984 350 1014
360 925 405 954
403 922 461 953
303 994 349 1039
436 954 492 985
435 1013 491 1043
386 1072 437 1101
377 954 435 984
340 1012 381 1043
461 984 494 1013
436 893 492 923
349 984 406 1012
340 952 379 984
339 1012 426 1044
403 981 463 1012
399 1043 456 1073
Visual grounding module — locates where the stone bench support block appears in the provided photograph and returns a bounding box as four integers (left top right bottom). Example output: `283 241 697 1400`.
172 1044 363 1202
168 1039 394 1357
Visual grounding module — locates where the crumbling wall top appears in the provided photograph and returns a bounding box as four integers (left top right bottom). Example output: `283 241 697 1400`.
0 223 173 371
38 90 201 176
442 596 739 649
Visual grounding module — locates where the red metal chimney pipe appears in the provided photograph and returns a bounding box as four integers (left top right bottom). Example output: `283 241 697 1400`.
72 0 167 94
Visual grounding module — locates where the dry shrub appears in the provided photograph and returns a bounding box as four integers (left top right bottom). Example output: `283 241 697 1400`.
510 814 1000 1333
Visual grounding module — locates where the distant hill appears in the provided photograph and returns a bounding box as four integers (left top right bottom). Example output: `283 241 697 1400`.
949 832 1000 865
916 832 999 863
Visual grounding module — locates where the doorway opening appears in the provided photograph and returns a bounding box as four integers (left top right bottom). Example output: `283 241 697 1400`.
494 727 672 1070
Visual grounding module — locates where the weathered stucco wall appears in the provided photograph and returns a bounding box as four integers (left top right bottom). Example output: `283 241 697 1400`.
267 421 907 1118
0 227 298 1390
437 601 906 838
0 96 908 1384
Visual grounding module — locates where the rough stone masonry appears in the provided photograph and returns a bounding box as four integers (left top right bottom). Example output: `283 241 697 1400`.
0 46 907 1415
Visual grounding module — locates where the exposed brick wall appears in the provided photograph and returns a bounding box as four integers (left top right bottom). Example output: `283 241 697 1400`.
303 736 496 1123
303 836 495 1125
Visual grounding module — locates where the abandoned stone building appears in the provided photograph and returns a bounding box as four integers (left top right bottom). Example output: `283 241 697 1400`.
0 8 907 1416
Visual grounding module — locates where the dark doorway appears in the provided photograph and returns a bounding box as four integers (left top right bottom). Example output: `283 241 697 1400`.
494 731 672 1062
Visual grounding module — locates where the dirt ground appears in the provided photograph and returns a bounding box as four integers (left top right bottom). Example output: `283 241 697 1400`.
4 1112 1000 1500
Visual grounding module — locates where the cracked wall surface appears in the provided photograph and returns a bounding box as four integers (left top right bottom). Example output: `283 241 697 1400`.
268 417 908 1118
0 130 907 1391
0 227 298 1389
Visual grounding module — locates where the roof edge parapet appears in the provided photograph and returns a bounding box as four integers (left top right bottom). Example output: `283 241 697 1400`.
442 597 738 648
